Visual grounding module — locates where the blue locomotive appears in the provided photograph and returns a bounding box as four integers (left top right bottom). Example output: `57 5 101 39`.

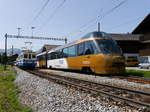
15 50 37 69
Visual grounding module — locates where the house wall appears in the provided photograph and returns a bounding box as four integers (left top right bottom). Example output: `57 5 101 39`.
117 41 140 53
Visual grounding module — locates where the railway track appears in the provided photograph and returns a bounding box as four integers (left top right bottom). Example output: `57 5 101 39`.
110 75 150 84
26 69 150 109
39 68 150 84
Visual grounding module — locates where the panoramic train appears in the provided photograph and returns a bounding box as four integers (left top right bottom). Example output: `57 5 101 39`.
37 31 125 74
15 50 37 68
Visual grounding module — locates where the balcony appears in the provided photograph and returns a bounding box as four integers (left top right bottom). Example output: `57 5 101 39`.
139 49 150 56
140 33 150 42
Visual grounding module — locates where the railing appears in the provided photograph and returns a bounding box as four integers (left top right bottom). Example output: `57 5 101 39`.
140 49 150 56
140 33 150 41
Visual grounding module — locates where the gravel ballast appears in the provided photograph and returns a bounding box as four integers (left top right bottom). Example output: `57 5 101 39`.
14 68 144 112
39 69 150 92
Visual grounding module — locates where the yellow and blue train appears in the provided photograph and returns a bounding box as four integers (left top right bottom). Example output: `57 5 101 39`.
16 50 37 69
37 31 125 74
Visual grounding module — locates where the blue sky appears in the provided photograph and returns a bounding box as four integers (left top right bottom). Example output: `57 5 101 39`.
0 0 150 51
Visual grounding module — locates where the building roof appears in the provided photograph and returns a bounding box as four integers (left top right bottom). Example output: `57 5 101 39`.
37 44 60 54
42 44 60 52
132 13 150 34
109 33 142 41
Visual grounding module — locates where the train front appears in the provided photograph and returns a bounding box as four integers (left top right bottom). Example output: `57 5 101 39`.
91 32 125 74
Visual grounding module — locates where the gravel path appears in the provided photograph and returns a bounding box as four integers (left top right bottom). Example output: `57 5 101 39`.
14 68 142 112
39 69 150 92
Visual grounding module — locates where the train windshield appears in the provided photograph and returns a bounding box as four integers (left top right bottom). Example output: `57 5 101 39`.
96 39 122 54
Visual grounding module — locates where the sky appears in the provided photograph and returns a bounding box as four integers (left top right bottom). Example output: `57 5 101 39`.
0 0 150 51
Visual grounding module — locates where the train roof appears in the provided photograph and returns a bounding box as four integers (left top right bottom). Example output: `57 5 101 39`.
48 40 78 53
81 31 112 39
36 51 47 56
47 31 112 53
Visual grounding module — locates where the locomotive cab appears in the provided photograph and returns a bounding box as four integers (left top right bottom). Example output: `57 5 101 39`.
80 31 125 74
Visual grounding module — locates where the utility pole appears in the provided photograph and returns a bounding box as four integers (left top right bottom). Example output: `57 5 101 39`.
31 27 36 37
4 33 67 69
4 34 7 70
65 38 67 44
98 22 100 32
12 45 14 56
17 27 22 36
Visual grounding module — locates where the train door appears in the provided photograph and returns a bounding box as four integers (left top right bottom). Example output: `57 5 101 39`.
45 52 47 68
83 41 92 68
82 40 98 72
66 44 83 70
76 42 85 70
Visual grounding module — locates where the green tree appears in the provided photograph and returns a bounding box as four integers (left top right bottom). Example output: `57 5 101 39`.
0 54 1 64
1 53 6 65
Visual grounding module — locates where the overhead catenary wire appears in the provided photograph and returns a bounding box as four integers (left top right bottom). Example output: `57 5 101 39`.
65 9 103 37
29 0 51 25
65 0 128 38
39 0 66 30
102 0 128 18
106 16 145 31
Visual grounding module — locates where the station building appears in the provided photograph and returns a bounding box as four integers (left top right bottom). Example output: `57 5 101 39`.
132 13 150 56
37 44 60 53
108 13 150 63
110 33 142 61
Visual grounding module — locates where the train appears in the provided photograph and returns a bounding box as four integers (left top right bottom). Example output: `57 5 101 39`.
15 50 37 69
37 31 125 74
36 51 47 68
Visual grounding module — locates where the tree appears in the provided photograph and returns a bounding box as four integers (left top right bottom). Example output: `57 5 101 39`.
1 53 6 65
0 54 1 64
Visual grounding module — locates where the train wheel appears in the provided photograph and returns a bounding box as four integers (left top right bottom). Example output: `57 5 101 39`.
49 66 52 69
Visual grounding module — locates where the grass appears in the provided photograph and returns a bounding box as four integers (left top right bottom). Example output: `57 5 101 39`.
0 65 32 112
125 69 150 78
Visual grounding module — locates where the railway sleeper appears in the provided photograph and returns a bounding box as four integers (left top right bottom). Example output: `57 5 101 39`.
26 69 150 109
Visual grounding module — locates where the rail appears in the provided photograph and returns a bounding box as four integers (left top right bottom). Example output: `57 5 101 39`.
25 69 150 109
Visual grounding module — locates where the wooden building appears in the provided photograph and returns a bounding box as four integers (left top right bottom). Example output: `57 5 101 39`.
132 13 150 56
109 33 142 60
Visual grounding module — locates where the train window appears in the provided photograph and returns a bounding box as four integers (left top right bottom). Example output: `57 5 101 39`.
36 56 39 61
51 52 57 59
47 53 51 60
68 46 76 57
82 33 92 39
56 50 63 59
29 54 31 59
62 48 68 58
78 43 84 56
24 54 28 58
32 54 36 58
84 41 97 55
40 55 45 61
96 39 121 54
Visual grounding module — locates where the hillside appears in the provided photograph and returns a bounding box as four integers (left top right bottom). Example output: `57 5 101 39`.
0 48 21 54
